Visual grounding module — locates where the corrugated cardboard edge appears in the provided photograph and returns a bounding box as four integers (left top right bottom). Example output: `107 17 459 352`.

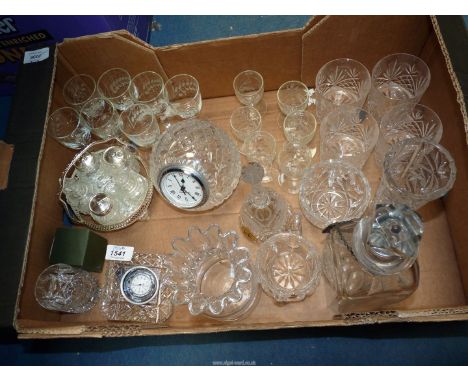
15 307 468 339
430 16 468 145
0 141 14 190
12 46 58 333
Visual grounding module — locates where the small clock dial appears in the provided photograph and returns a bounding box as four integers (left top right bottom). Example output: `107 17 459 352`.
159 167 207 209
120 266 159 305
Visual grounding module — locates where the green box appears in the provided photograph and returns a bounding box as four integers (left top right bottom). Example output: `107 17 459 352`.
49 227 108 273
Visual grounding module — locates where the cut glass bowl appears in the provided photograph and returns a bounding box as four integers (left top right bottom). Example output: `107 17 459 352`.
299 159 371 229
256 233 321 302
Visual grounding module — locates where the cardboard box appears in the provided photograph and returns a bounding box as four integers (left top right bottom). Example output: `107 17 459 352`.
7 16 468 338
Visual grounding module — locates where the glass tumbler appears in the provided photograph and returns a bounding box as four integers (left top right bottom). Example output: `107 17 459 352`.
233 70 266 114
320 106 379 168
81 97 123 140
242 131 277 183
283 110 317 146
47 107 91 150
34 263 100 313
164 74 202 120
374 103 443 167
365 53 431 122
97 68 134 111
314 58 371 121
62 74 96 108
230 106 262 153
375 138 456 210
131 71 167 115
277 142 314 194
120 103 160 148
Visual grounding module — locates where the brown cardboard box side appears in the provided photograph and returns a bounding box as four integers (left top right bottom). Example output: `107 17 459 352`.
14 16 468 338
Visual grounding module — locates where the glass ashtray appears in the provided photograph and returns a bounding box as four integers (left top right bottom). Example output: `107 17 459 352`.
256 233 321 302
101 252 175 324
299 159 371 229
170 225 259 321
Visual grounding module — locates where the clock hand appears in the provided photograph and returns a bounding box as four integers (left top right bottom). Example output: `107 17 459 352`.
184 189 197 201
172 174 183 189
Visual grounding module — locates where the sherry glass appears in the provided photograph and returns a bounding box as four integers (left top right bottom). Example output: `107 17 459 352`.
230 106 262 153
375 103 443 167
277 142 314 194
47 107 91 150
320 106 379 168
277 80 309 127
283 110 317 146
365 53 431 122
233 69 267 114
314 58 371 121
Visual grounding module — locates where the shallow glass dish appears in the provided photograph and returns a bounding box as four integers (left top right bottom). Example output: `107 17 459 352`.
256 233 321 302
170 225 259 321
299 160 371 229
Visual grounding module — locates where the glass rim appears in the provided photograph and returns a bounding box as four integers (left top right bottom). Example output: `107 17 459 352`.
97 67 133 100
230 105 262 132
383 138 457 200
277 80 309 108
120 103 159 137
164 73 200 101
315 57 371 97
62 74 96 106
48 106 83 139
131 70 165 102
371 52 431 98
233 69 264 95
380 103 443 141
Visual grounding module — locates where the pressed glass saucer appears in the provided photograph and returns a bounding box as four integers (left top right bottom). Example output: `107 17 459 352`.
170 224 259 321
256 233 321 302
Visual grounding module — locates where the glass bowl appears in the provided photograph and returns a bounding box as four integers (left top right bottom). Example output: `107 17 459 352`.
170 225 259 321
256 233 321 302
299 160 371 229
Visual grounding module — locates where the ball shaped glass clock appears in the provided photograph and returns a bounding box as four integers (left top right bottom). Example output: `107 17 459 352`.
150 119 241 211
120 266 159 305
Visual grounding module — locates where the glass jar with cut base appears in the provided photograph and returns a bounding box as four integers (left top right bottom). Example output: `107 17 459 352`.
240 163 302 242
322 204 423 312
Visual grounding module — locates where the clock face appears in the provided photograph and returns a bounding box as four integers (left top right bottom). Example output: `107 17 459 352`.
120 266 159 305
159 166 207 209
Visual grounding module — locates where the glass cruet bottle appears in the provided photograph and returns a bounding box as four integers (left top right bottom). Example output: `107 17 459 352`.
322 203 423 312
239 162 302 242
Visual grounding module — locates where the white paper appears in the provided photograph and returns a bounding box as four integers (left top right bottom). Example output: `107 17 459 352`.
105 244 134 262
23 47 49 64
